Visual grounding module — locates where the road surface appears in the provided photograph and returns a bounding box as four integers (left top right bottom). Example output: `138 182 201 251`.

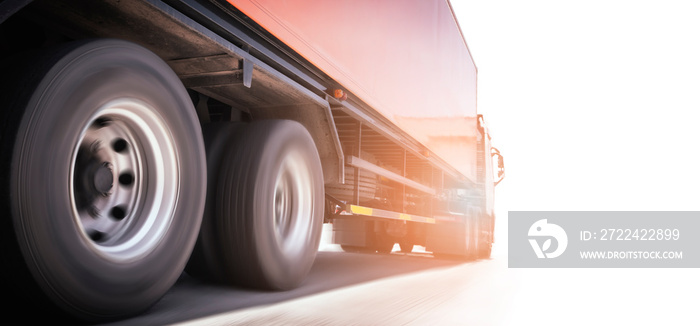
94 224 514 325
8 224 698 325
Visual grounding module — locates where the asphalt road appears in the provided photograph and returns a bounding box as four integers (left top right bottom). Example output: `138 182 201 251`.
96 224 514 326
9 224 698 325
101 223 699 326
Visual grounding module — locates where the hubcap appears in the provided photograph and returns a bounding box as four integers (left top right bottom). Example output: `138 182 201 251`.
70 99 179 262
92 162 114 195
272 150 314 255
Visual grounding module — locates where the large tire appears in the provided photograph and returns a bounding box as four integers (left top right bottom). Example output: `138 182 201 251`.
0 40 206 322
398 239 415 253
479 239 493 259
477 215 494 259
373 236 396 254
202 120 324 290
459 216 479 260
371 224 396 254
467 215 481 259
432 218 478 261
185 123 243 283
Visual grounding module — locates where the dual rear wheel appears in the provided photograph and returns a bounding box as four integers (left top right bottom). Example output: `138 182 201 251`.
1 39 324 322
187 121 324 290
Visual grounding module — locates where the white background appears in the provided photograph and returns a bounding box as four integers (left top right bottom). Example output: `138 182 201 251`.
450 1 700 324
451 0 700 211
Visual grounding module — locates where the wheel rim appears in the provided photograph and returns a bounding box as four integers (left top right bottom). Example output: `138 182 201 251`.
70 98 179 262
272 150 314 255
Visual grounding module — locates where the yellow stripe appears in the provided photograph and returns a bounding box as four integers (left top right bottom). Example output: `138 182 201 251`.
350 205 373 216
348 204 436 224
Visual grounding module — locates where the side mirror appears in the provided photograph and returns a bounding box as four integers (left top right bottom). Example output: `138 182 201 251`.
491 147 504 186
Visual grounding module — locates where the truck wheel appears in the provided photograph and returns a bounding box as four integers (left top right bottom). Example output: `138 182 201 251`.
212 120 324 290
464 216 480 260
185 123 243 283
477 215 493 259
1 39 206 321
398 239 415 253
479 241 493 259
437 218 479 260
372 232 395 254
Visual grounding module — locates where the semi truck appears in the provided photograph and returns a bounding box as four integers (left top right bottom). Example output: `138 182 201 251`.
0 0 504 322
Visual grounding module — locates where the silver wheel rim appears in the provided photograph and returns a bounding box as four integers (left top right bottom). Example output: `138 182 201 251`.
273 150 314 256
70 98 179 262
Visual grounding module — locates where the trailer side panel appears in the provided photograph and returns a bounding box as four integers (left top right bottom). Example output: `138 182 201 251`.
228 0 479 181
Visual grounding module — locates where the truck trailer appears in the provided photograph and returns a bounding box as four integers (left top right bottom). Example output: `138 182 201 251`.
0 0 504 322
